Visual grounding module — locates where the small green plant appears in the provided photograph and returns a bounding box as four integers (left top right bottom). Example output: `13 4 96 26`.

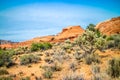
84 53 100 65
0 51 13 67
43 69 53 79
20 54 40 65
20 76 30 80
91 64 100 74
86 24 95 31
0 76 13 80
65 39 71 44
0 69 9 75
106 34 120 49
31 42 52 51
107 57 120 78
74 51 82 60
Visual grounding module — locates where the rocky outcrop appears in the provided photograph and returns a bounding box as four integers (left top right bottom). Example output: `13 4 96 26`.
54 25 84 42
0 40 16 45
96 17 120 35
0 25 84 48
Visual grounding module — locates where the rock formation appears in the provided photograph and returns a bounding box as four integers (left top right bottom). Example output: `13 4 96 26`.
0 25 84 48
96 17 120 35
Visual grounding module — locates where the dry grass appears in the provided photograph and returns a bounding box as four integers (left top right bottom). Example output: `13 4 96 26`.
0 42 119 80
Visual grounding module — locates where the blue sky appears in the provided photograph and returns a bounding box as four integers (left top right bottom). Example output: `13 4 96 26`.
0 0 120 41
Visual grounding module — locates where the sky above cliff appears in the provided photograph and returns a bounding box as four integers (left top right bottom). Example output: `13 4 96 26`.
0 0 120 41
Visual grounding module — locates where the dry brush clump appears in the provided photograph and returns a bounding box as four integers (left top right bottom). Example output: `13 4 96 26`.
62 73 84 80
42 67 53 79
0 50 14 67
84 53 100 65
0 76 13 80
50 62 62 72
20 76 30 80
44 57 54 64
20 54 40 65
69 62 77 72
0 68 9 75
107 57 120 78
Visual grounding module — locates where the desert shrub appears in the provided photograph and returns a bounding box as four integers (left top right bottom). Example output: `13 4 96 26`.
20 54 40 65
43 69 53 79
15 46 30 54
35 76 42 80
0 69 9 75
52 52 64 63
91 74 102 80
107 57 120 78
44 57 53 64
86 24 95 31
65 39 71 44
31 42 52 51
106 34 120 49
74 51 83 60
20 76 30 80
69 62 77 72
0 76 13 80
75 27 107 53
84 53 100 65
91 64 100 74
0 51 13 67
50 63 62 72
62 74 84 80
62 44 72 50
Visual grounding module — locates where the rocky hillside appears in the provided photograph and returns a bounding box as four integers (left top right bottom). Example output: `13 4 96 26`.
54 25 84 42
0 40 16 45
96 16 120 35
0 25 84 48
1 16 120 49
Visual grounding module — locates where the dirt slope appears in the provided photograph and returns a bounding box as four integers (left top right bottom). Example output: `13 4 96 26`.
96 16 120 35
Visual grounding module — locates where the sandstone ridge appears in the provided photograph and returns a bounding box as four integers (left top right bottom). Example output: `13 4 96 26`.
0 25 84 48
96 16 120 35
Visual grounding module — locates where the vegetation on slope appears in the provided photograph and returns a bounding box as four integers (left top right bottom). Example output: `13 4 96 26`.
0 24 119 80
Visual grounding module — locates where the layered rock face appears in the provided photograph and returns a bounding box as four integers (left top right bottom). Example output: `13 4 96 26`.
96 17 120 35
54 25 84 41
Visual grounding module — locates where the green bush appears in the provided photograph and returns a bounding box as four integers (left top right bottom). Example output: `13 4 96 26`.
86 24 96 32
75 27 107 52
107 57 120 78
106 34 120 49
43 69 53 79
0 69 9 75
0 51 13 67
0 76 13 80
31 42 52 51
20 54 40 65
84 53 100 65
20 76 30 80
